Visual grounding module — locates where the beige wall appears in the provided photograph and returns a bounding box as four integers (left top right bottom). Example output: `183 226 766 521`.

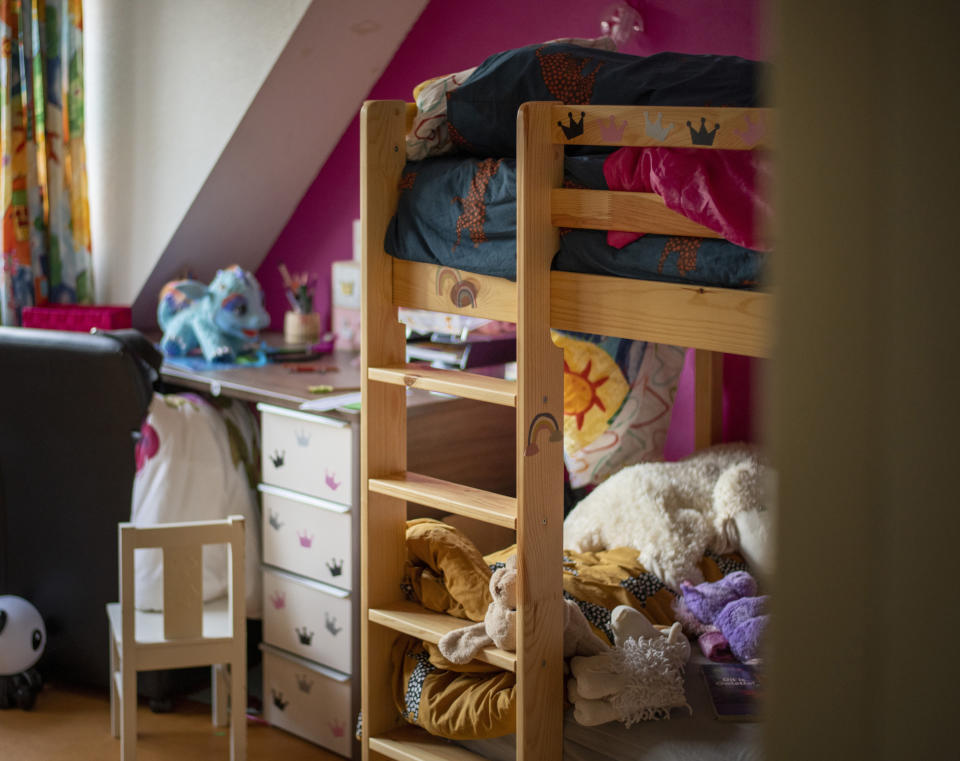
85 0 427 325
767 1 959 757
85 0 313 307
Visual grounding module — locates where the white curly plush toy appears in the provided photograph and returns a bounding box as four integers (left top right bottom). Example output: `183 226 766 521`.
568 605 691 727
562 444 773 590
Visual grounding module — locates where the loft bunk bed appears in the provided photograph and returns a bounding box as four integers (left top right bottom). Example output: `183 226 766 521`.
358 44 771 761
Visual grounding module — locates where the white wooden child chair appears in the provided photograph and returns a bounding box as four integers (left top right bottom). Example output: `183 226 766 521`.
106 516 247 761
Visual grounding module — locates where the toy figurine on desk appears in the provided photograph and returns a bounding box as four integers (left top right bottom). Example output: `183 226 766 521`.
157 265 270 363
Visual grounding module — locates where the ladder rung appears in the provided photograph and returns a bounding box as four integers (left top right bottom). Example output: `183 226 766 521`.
369 472 517 529
370 726 490 761
368 602 516 672
368 365 517 407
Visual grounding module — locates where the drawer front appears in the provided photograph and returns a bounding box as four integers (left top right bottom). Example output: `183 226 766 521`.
260 485 353 590
263 567 353 674
258 404 354 505
261 645 352 757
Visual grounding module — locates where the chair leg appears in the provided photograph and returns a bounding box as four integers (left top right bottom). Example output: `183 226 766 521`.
120 659 137 761
211 664 229 727
108 632 119 739
229 660 247 761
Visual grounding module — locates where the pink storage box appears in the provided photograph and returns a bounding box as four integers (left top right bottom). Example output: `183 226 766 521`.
21 304 132 332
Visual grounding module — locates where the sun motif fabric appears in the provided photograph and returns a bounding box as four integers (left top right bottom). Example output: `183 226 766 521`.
552 333 686 489
0 0 92 326
552 331 629 454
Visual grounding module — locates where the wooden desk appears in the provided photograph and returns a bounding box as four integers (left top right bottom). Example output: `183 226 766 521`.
159 347 516 494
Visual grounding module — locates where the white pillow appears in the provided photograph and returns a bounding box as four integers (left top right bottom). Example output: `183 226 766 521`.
131 393 262 617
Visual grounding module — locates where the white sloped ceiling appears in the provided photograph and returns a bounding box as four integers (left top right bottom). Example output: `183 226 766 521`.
85 0 427 326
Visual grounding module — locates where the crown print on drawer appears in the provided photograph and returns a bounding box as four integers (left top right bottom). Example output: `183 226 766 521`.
324 469 341 491
687 116 720 146
297 530 314 548
325 612 342 637
295 626 314 646
295 673 313 694
269 449 285 468
268 510 283 531
326 557 344 577
294 428 311 447
271 689 288 711
269 591 286 610
330 719 345 738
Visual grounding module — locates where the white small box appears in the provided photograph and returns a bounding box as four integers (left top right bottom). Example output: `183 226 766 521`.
332 261 361 310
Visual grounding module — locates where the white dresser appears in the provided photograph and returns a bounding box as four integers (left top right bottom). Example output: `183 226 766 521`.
257 403 360 758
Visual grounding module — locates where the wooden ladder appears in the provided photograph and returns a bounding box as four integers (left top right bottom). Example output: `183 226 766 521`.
359 100 565 761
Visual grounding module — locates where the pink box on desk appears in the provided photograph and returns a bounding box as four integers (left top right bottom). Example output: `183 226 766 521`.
332 306 361 352
21 304 132 332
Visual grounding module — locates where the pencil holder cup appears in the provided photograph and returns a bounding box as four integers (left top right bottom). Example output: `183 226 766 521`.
284 311 321 344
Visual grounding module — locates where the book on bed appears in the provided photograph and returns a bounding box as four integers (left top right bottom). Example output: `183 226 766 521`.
701 662 762 722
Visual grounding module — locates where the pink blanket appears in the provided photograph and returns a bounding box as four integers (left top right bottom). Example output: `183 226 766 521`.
602 147 772 251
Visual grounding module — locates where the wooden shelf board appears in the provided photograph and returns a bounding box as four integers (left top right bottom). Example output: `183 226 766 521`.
370 726 490 761
368 602 516 672
369 472 517 529
369 365 517 407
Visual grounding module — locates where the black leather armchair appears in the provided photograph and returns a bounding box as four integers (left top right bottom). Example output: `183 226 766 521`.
0 327 160 689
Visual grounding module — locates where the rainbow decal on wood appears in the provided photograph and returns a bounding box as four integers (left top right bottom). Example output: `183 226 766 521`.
524 412 564 456
436 266 479 308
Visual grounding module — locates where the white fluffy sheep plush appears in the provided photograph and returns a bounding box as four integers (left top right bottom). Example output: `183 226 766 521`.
562 444 774 590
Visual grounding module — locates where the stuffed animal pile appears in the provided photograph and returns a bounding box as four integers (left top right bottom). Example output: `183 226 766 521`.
438 555 608 663
563 443 775 590
676 570 769 663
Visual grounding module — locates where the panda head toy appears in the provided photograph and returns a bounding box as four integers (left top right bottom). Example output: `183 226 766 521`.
0 596 45 676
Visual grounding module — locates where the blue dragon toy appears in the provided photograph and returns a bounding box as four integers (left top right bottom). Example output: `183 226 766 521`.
158 265 270 362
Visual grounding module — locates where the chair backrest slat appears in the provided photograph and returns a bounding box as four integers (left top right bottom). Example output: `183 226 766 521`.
162 543 204 639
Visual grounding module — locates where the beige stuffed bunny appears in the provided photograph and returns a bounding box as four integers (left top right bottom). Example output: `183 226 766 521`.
438 555 608 663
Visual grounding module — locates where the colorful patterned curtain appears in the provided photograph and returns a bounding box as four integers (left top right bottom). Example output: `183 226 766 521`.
0 0 91 326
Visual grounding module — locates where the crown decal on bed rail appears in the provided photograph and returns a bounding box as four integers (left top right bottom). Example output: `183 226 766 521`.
643 111 675 142
687 117 720 146
558 111 585 140
598 115 627 142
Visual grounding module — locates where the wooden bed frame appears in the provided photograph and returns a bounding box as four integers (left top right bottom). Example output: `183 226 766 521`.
359 99 772 761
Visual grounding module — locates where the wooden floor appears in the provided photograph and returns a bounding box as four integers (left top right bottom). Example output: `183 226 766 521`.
0 682 343 761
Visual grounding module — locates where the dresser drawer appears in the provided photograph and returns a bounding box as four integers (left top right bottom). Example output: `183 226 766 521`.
261 643 353 757
262 567 353 674
258 404 355 505
260 484 353 590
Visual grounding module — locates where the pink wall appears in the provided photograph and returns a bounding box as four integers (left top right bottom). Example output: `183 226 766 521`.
256 0 767 459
